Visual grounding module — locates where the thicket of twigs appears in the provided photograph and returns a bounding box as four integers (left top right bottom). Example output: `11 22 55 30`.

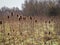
22 0 60 16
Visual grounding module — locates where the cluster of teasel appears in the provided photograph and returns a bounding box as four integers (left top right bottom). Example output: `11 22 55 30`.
0 12 60 45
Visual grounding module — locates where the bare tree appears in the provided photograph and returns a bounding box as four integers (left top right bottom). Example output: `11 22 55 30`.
22 0 57 16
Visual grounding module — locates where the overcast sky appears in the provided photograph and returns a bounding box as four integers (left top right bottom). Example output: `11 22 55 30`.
0 0 25 10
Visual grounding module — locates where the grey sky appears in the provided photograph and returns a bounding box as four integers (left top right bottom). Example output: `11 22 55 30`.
0 0 25 10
